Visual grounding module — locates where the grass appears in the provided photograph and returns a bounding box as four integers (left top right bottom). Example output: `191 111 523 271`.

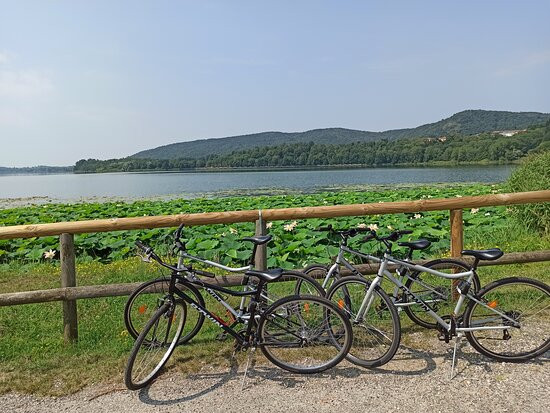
0 209 549 396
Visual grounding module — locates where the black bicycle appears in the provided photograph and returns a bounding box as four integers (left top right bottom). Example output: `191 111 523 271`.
124 238 352 390
124 224 325 346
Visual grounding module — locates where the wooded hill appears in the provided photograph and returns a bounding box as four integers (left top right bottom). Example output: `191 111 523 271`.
131 110 550 160
74 122 550 172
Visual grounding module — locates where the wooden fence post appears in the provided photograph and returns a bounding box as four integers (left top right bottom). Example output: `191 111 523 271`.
60 233 78 343
449 209 464 300
255 214 267 271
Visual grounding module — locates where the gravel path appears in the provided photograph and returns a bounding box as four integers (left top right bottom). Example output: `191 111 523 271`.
3 334 549 413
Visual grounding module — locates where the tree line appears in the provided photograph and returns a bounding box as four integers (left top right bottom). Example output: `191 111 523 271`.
74 123 550 173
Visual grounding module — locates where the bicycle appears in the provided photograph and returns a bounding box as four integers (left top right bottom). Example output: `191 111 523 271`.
303 225 478 329
124 238 352 390
124 224 325 345
325 230 550 372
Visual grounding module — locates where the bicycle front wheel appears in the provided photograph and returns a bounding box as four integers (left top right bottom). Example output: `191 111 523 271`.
124 300 187 390
124 278 204 345
327 276 401 368
463 277 550 362
258 295 352 374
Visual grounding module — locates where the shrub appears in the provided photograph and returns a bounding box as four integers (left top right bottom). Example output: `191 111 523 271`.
507 150 550 233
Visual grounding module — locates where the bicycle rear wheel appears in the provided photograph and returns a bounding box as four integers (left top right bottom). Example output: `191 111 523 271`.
124 300 186 390
403 259 478 329
463 277 550 362
124 278 204 345
258 295 352 374
326 276 401 368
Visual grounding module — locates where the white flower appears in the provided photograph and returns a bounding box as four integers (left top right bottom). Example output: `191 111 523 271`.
470 208 479 214
357 223 368 229
367 224 378 231
414 214 422 219
43 249 56 259
427 195 433 199
266 222 273 229
455 195 463 198
229 227 238 234
387 225 394 230
485 212 491 216
283 221 298 232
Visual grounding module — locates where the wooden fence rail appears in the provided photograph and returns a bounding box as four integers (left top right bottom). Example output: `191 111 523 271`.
1 189 549 343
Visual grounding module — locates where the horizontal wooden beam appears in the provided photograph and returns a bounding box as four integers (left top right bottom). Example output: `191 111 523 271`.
0 190 548 240
1 250 548 307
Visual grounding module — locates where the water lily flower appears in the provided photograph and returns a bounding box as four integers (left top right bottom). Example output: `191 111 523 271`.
471 208 479 214
367 224 379 231
229 227 238 234
357 223 368 229
414 214 422 219
43 249 56 259
455 195 463 198
266 222 273 229
284 221 298 231
485 212 491 216
387 225 394 230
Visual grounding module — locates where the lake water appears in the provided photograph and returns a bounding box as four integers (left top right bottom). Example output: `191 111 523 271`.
0 165 513 202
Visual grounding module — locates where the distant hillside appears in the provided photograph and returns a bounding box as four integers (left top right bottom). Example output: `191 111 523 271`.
132 110 550 159
74 123 550 173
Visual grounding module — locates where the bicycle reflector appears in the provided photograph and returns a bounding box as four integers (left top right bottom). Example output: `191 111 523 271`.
138 305 147 314
338 299 345 309
304 303 310 312
488 300 498 309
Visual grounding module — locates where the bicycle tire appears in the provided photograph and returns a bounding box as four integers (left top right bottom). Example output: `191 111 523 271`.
124 300 186 390
303 264 335 289
403 259 479 329
326 276 401 368
124 277 205 345
258 294 352 374
463 277 550 362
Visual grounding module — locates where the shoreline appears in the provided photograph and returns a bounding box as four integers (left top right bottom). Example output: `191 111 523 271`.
0 182 498 209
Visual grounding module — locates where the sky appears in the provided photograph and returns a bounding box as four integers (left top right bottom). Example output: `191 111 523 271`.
0 1 549 167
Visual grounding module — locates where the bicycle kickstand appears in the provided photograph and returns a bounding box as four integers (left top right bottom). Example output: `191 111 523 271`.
241 346 256 391
450 333 462 380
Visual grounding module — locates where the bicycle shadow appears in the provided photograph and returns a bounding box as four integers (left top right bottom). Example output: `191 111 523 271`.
443 340 550 377
137 353 240 406
137 343 438 405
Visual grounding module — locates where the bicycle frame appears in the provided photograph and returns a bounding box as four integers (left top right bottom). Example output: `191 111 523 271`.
323 245 450 308
355 253 520 333
169 274 262 346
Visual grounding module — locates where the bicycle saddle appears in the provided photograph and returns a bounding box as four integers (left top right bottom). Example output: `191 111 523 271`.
241 235 272 245
398 239 431 250
244 268 283 282
461 248 503 261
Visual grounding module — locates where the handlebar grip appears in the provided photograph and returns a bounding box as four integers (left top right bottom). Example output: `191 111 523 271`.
135 240 150 252
316 225 333 231
361 232 376 242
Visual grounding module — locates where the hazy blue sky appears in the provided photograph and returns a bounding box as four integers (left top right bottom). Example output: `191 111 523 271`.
1 1 549 166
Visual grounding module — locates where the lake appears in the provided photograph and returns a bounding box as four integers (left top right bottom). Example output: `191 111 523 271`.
0 165 514 203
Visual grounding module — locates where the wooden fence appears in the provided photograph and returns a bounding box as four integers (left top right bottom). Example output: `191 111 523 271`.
0 189 549 343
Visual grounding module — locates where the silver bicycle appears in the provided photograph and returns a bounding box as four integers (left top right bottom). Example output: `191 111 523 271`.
304 226 479 329
324 230 550 370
